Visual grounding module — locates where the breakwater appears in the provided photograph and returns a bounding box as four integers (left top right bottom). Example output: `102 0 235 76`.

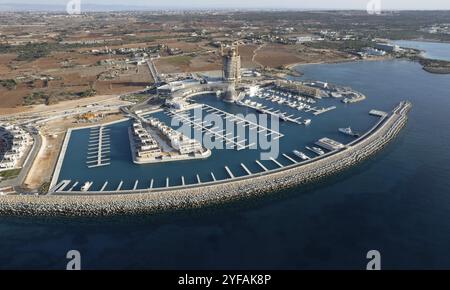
0 101 411 217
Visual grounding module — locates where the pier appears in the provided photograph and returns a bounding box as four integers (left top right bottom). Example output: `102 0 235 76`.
256 160 269 172
116 181 123 191
68 182 79 192
241 163 252 175
12 101 412 216
100 182 108 192
49 180 71 193
270 157 284 168
313 106 337 116
225 166 235 179
282 154 298 164
86 126 111 168
237 100 303 125
165 104 284 151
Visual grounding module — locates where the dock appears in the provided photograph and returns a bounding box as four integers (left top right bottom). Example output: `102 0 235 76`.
165 104 284 151
270 157 284 168
86 126 111 168
49 180 71 193
116 181 123 191
225 166 235 179
241 163 252 175
255 160 268 172
313 106 337 116
237 101 303 125
68 181 79 192
100 181 108 192
282 153 298 164
149 179 154 189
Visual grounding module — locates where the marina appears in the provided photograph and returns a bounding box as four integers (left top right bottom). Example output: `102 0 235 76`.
49 88 392 193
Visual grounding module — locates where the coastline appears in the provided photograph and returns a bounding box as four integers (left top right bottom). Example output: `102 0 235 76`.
286 55 393 71
0 101 412 217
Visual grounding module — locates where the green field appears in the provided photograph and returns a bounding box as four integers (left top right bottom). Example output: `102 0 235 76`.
165 55 193 66
0 168 21 180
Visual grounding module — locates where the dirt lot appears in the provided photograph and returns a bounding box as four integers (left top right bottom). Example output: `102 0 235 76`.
0 49 152 113
238 44 259 68
254 44 352 68
155 52 222 74
154 43 352 74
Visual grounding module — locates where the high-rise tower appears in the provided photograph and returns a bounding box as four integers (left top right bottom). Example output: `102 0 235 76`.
221 44 241 102
222 44 241 83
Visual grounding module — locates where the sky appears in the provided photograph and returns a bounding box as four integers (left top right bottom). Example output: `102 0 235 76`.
1 0 450 10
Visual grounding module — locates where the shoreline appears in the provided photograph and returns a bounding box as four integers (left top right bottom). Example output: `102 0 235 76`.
286 55 393 70
0 101 412 217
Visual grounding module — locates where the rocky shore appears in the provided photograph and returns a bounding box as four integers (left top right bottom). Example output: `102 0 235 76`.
0 102 412 217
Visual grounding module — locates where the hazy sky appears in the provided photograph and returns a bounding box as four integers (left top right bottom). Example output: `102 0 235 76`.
2 0 450 10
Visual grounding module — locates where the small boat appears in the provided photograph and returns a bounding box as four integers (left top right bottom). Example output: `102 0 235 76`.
306 146 325 156
80 181 93 192
339 127 360 137
293 150 310 160
303 119 312 126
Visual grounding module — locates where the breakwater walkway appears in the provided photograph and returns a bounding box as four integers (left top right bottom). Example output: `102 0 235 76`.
0 101 412 217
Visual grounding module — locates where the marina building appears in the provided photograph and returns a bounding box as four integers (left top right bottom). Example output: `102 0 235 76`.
375 43 401 53
147 117 204 155
131 121 161 160
273 80 321 98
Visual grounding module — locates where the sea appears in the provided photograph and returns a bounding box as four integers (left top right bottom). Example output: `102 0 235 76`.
1 42 450 269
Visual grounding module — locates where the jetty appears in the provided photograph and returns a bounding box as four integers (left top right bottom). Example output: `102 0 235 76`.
0 101 412 216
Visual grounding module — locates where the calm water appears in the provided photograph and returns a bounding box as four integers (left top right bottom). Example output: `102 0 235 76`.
394 40 450 61
56 87 379 191
1 60 450 269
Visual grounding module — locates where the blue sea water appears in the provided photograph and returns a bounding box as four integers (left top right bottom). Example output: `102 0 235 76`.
1 59 450 269
393 40 450 61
